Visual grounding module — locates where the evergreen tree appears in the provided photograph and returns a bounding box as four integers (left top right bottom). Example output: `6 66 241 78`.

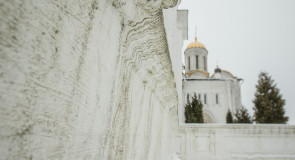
185 94 204 123
253 72 288 124
233 107 252 123
226 109 233 123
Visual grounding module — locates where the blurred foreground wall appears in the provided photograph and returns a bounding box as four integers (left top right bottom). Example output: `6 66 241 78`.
0 0 185 159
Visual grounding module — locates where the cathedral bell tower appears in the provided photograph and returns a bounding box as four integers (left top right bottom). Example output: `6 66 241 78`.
184 36 208 74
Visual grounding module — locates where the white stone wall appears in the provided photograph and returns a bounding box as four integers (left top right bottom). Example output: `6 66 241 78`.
163 8 188 125
0 0 181 159
176 124 295 160
177 10 188 41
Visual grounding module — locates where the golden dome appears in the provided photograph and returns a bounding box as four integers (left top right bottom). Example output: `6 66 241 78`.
185 36 206 50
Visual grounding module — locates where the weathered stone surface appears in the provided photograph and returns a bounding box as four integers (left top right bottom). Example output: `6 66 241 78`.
107 1 179 158
0 0 179 159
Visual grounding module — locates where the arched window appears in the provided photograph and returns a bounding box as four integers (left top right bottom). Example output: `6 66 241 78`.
204 94 207 104
187 94 189 103
198 94 201 100
216 94 219 104
196 55 199 69
204 56 207 71
203 113 213 123
188 56 190 70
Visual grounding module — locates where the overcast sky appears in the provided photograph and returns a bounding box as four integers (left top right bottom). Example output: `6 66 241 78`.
179 0 295 124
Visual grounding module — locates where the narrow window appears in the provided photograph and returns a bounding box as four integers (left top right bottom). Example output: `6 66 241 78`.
198 94 201 101
216 94 219 104
204 94 207 104
188 57 190 70
196 55 199 69
204 56 207 71
187 94 189 103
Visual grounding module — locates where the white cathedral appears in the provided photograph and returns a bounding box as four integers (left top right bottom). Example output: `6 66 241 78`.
182 36 243 123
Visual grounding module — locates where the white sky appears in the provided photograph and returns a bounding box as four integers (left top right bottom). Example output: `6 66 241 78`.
178 0 295 124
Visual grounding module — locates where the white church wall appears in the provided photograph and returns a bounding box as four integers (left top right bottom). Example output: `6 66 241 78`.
0 0 181 159
177 124 295 160
189 72 208 79
182 79 241 123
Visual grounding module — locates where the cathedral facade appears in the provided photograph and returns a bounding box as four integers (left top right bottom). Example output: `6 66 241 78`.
182 36 243 123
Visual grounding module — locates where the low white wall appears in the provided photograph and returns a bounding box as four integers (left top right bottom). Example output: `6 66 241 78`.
176 124 295 160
